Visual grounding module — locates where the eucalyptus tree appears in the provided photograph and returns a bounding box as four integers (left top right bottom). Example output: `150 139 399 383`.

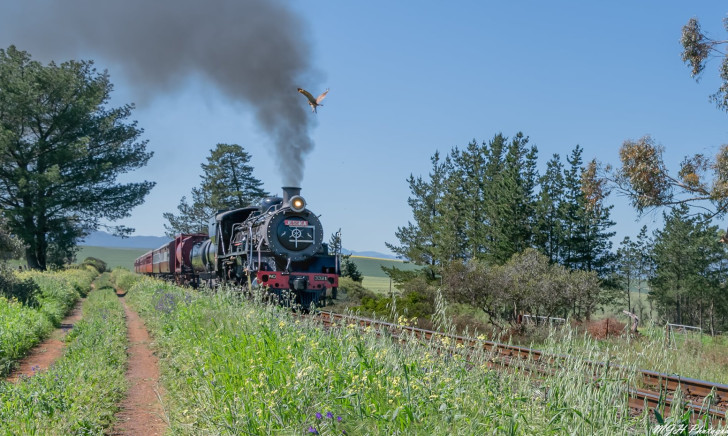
0 46 154 269
681 16 728 112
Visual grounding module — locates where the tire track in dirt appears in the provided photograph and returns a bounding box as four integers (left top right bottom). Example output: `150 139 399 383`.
111 295 167 436
5 298 85 383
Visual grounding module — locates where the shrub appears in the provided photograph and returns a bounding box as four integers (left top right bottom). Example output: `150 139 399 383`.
0 263 39 306
17 271 80 325
81 257 107 274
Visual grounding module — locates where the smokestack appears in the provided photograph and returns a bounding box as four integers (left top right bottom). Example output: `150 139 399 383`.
281 186 301 205
0 0 321 187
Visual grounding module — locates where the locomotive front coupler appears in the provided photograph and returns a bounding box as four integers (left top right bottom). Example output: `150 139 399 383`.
282 258 292 275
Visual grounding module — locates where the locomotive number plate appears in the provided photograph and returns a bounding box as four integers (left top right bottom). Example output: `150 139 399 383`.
313 275 327 281
284 220 309 227
269 274 276 279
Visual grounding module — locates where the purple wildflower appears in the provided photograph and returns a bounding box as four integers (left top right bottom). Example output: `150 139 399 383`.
308 426 318 434
326 411 334 419
337 416 342 422
315 412 323 420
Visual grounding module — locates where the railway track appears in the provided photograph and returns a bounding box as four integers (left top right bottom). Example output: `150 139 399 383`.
310 310 727 424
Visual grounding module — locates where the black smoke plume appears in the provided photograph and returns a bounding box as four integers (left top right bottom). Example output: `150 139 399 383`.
0 0 320 186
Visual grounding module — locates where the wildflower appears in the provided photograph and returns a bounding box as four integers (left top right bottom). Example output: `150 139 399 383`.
326 411 333 419
316 412 322 420
308 426 318 434
337 416 342 422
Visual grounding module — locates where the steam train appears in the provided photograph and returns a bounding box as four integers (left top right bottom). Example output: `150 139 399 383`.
134 187 340 307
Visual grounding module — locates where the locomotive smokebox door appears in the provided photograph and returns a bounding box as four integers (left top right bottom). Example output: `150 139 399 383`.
266 211 324 261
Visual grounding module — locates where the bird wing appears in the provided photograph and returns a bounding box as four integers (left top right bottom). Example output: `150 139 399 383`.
297 88 316 104
315 89 329 104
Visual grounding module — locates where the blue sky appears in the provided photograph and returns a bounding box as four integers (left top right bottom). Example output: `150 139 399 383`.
2 2 728 254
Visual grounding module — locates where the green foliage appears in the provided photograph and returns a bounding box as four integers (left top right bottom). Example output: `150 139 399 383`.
444 249 602 326
614 226 653 313
0 268 95 376
341 256 362 282
388 135 615 280
110 267 142 291
164 143 268 236
0 215 22 261
681 16 728 112
81 256 107 274
0 45 154 270
124 277 652 434
534 154 566 263
22 272 78 325
0 296 52 375
649 205 728 333
0 263 39 306
0 289 127 433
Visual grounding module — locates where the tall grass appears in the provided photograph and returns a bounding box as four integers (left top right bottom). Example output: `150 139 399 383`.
0 297 53 375
125 278 660 435
0 268 97 376
0 288 127 434
530 323 728 384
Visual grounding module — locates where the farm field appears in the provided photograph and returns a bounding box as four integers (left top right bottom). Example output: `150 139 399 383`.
76 245 149 270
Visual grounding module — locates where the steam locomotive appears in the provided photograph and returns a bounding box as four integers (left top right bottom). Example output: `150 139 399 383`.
134 187 340 307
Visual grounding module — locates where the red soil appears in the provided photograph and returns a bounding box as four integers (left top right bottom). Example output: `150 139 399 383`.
110 296 167 435
5 298 85 383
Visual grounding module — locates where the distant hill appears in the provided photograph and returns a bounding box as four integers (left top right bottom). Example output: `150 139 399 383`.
81 230 397 259
341 249 397 260
81 231 170 249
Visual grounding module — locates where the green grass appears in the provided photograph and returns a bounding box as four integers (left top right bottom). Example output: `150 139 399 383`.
0 297 53 376
76 245 150 270
122 276 680 435
348 255 421 278
0 268 96 376
0 284 127 434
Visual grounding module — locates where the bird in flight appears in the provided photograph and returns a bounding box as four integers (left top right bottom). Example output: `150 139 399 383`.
297 88 329 113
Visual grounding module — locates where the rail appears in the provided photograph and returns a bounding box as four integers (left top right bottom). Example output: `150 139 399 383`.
309 311 727 424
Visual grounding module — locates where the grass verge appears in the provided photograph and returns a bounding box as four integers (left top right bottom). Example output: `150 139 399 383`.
0 268 97 376
0 287 127 434
123 276 664 435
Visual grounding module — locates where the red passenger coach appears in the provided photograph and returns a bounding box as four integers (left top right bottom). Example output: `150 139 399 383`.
135 234 207 283
134 251 153 274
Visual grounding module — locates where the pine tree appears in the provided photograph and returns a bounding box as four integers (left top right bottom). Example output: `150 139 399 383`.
580 159 616 277
0 46 154 269
386 152 452 273
616 236 639 311
649 205 724 327
560 145 588 270
534 154 566 263
163 143 267 237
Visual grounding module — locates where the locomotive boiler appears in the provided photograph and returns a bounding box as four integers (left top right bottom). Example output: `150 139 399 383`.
135 187 340 307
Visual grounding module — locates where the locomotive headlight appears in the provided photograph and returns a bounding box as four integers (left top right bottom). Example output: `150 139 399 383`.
290 195 306 212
